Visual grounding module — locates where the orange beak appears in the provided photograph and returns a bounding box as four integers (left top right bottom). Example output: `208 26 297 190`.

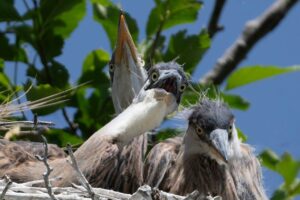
114 13 138 65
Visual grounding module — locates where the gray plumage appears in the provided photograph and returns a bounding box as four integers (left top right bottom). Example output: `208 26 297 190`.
144 98 267 200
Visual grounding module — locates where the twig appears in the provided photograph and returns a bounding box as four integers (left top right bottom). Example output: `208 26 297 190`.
34 115 58 200
66 144 96 200
0 120 54 127
200 0 299 85
148 22 164 62
0 175 12 200
207 0 227 38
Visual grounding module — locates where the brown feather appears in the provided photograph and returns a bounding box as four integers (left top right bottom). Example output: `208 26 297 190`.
144 137 267 200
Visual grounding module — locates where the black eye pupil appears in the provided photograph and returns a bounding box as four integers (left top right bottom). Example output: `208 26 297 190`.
109 64 114 71
152 73 158 80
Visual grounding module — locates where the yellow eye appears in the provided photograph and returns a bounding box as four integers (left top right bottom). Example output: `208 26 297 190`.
151 72 159 81
196 126 204 136
109 64 114 72
179 84 187 92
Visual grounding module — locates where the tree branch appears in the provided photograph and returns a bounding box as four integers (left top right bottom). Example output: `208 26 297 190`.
66 144 96 200
207 0 227 39
0 180 218 200
200 0 299 85
35 135 58 200
0 175 12 200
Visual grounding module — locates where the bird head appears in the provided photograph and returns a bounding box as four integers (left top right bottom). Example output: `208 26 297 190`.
143 61 188 105
109 13 146 114
183 98 241 165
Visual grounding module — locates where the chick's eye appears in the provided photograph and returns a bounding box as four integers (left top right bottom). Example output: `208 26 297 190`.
228 125 233 139
151 72 159 81
179 84 186 92
109 64 114 72
196 126 204 136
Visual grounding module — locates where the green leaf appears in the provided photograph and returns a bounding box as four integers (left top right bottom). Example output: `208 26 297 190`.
79 49 110 87
92 0 138 49
146 0 202 37
236 128 247 142
226 65 300 90
181 83 249 111
259 149 280 171
221 93 250 111
46 129 83 147
154 128 181 142
0 0 21 22
25 83 65 116
271 188 289 200
40 0 86 39
27 61 69 87
164 30 210 74
0 33 28 62
276 153 300 187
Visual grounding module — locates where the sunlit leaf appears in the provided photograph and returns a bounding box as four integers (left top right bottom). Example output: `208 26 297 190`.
146 0 202 37
259 149 280 171
25 83 65 116
92 0 138 49
276 153 300 187
79 49 110 87
226 65 300 90
164 30 210 74
236 128 247 142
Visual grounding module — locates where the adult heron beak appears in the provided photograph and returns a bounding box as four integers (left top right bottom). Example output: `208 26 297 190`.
114 13 138 65
209 129 229 163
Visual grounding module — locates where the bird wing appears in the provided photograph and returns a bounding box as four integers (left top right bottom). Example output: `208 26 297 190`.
143 137 182 189
229 144 268 200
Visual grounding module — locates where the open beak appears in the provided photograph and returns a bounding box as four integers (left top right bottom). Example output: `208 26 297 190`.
114 13 138 65
209 129 229 163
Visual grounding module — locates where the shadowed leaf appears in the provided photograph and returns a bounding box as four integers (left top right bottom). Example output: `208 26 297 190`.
0 0 20 22
164 30 210 74
146 0 202 37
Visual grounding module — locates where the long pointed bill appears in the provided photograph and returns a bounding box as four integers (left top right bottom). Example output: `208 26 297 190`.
209 129 229 163
115 13 138 65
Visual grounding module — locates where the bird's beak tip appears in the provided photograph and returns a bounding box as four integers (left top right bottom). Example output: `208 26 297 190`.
114 12 138 65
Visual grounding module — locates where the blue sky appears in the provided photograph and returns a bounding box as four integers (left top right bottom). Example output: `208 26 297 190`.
6 0 300 198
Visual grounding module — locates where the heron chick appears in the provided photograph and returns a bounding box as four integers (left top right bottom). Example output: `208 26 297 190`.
0 60 187 190
144 98 267 200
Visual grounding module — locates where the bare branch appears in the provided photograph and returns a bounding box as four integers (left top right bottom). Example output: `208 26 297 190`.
66 144 96 200
35 121 58 200
207 0 227 38
200 0 299 85
0 120 54 128
0 175 12 200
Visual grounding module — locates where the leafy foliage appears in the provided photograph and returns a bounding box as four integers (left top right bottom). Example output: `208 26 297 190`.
0 1 299 199
226 65 300 90
260 150 300 199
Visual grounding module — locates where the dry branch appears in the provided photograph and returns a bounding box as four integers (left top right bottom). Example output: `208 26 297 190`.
66 144 96 200
200 0 299 85
35 134 58 200
0 180 219 200
207 0 227 38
